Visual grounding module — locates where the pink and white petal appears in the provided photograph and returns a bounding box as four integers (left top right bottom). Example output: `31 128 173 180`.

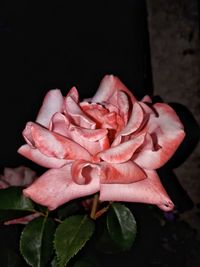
141 95 152 103
106 90 130 125
4 213 41 225
116 91 130 124
70 129 109 156
23 164 100 210
64 96 96 129
66 86 79 102
142 133 155 151
51 114 109 155
100 170 174 211
3 166 37 187
92 75 137 104
99 135 110 151
97 134 145 163
18 145 70 168
36 89 64 128
50 112 70 138
100 161 146 184
29 122 92 161
80 102 114 129
22 122 35 148
112 102 144 146
73 127 108 142
139 102 155 121
71 160 101 184
134 103 185 169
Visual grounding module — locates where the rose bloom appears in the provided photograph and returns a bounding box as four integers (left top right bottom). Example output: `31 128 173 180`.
18 75 185 211
0 166 40 224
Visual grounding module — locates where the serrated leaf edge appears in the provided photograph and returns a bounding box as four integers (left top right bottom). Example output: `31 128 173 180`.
54 215 94 267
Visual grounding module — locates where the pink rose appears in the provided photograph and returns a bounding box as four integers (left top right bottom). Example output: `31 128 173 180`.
18 75 185 211
0 166 40 224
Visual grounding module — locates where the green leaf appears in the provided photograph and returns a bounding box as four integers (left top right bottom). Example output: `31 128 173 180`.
54 215 95 267
107 203 137 251
0 187 34 211
20 217 56 267
51 257 59 267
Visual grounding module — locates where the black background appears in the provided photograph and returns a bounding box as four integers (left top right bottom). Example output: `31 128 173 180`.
0 0 152 170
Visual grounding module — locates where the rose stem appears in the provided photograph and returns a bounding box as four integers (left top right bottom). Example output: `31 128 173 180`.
94 202 113 219
90 193 99 220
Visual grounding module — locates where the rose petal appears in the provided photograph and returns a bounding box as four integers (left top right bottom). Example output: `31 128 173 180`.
64 96 96 129
134 103 185 169
66 86 79 102
112 102 144 146
36 89 64 128
23 164 100 210
100 161 146 184
80 102 118 130
100 170 174 211
97 134 145 163
50 112 109 155
24 122 92 161
141 95 152 103
100 90 129 126
73 127 108 142
71 160 101 184
18 145 70 168
92 75 137 104
116 90 130 124
49 112 70 137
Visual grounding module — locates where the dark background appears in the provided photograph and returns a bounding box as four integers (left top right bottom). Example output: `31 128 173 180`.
0 0 152 170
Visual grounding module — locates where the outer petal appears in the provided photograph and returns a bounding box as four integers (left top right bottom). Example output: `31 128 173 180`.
97 134 145 163
24 122 92 161
100 161 146 184
100 170 174 211
36 89 64 128
18 145 70 168
92 75 137 104
23 164 100 210
134 103 185 169
141 95 152 103
66 86 79 102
